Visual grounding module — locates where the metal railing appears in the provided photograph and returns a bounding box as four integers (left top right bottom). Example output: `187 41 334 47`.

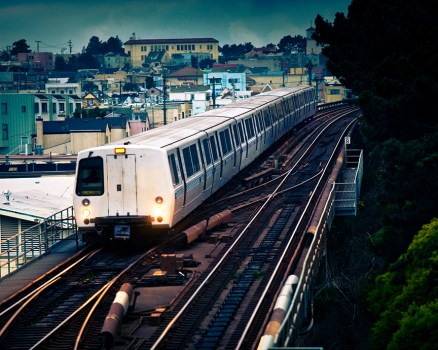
0 206 77 278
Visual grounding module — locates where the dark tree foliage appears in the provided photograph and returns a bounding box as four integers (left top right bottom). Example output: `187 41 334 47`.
145 76 155 89
219 42 254 60
313 0 438 144
199 58 215 70
0 50 11 61
277 35 306 54
11 39 31 55
313 1 438 347
367 218 438 349
103 36 124 54
54 56 68 71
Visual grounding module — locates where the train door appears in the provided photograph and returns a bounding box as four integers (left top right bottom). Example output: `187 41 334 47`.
232 123 242 170
106 154 137 216
180 143 203 212
168 151 185 217
201 137 215 197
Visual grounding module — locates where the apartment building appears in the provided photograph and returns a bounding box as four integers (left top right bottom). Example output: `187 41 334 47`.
124 36 219 67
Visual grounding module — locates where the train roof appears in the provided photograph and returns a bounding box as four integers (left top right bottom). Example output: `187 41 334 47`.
83 86 314 155
107 116 230 149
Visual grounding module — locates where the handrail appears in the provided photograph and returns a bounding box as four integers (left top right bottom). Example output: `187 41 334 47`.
0 206 77 279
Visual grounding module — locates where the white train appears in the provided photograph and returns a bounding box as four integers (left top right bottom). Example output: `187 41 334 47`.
73 86 316 242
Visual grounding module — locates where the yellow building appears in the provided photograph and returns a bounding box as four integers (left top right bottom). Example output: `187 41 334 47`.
124 36 219 67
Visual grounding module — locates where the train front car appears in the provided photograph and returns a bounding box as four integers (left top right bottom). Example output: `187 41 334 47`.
73 144 174 243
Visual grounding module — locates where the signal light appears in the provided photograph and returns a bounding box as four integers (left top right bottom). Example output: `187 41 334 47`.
114 147 126 155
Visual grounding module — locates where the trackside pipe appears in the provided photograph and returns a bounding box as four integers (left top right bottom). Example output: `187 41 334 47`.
257 275 299 350
101 283 134 349
183 209 233 244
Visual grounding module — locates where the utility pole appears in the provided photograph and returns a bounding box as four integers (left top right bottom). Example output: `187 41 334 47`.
163 70 167 125
209 77 221 109
35 40 41 53
68 40 73 54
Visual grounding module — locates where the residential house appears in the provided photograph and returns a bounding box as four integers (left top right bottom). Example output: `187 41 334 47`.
168 85 211 115
17 52 54 71
323 76 351 103
166 66 205 86
103 52 130 69
45 78 82 96
36 116 131 154
144 51 171 69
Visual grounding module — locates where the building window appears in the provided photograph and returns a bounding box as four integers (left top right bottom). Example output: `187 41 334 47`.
329 89 341 95
1 103 7 115
52 103 57 113
2 124 8 140
42 102 48 113
35 103 39 113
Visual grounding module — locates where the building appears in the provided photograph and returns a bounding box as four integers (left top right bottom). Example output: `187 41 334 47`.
124 36 219 67
36 116 131 154
166 66 205 86
168 85 211 115
17 52 54 71
103 52 131 69
0 93 82 155
45 78 82 96
323 76 351 103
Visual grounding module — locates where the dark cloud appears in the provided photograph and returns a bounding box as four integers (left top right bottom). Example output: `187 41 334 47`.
0 0 350 52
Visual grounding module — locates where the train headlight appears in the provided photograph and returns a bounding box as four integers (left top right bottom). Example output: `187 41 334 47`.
82 198 90 206
155 206 163 223
155 196 163 204
83 208 91 218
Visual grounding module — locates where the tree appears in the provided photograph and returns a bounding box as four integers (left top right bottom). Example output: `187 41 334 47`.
219 42 253 61
199 58 215 70
145 76 155 89
103 36 124 54
86 36 104 55
11 39 31 55
313 0 438 144
367 218 438 349
278 35 306 54
0 50 11 61
54 55 68 71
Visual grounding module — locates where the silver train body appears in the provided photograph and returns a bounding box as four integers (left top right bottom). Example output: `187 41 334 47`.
73 86 316 242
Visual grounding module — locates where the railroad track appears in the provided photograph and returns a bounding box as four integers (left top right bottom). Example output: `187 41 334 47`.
0 105 360 350
135 108 360 349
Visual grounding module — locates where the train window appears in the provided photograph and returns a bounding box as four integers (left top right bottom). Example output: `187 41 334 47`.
244 118 255 139
232 124 240 147
76 156 104 196
209 136 219 161
190 144 200 173
183 144 201 178
219 129 233 155
182 147 193 177
202 139 212 165
263 110 271 127
238 122 245 144
168 153 180 185
255 113 262 133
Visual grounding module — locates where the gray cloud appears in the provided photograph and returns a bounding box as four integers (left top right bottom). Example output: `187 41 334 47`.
0 0 350 53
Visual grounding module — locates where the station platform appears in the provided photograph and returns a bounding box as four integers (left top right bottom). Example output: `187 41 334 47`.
0 238 85 304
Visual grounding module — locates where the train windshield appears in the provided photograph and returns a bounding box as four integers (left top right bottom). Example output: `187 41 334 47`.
76 156 104 196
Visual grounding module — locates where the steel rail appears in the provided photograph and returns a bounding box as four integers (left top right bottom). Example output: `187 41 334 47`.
150 109 356 350
236 116 358 349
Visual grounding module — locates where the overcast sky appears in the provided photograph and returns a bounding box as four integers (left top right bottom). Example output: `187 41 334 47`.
1 0 351 53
